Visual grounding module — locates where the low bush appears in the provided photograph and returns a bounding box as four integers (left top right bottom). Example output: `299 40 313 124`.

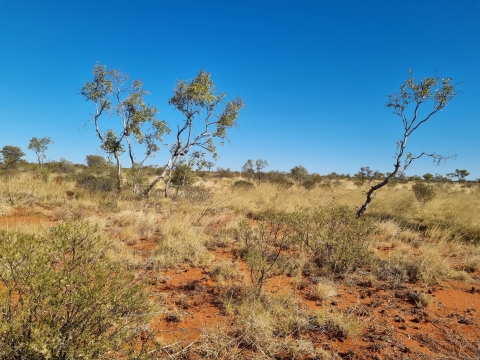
291 205 375 276
232 180 254 189
75 173 116 192
412 182 436 208
0 221 155 359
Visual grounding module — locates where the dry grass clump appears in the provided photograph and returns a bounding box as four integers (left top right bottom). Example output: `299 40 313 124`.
209 261 243 284
202 289 333 359
378 242 457 285
315 309 362 339
152 214 211 268
307 280 337 302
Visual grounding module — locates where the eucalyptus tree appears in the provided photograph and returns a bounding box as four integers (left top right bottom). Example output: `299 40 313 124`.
242 159 269 186
28 137 52 168
447 169 470 182
357 70 458 217
81 64 169 191
140 70 245 197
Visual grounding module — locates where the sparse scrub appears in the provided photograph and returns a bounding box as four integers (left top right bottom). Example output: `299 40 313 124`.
236 211 294 296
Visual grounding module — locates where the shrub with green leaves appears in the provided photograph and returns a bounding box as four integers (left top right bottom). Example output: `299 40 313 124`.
412 182 436 208
291 205 375 275
236 211 294 296
0 221 154 359
75 173 116 192
232 179 254 189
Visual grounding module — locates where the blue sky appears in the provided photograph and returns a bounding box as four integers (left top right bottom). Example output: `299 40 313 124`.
1 0 479 179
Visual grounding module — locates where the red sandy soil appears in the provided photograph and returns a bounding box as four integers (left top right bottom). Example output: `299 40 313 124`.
2 210 479 359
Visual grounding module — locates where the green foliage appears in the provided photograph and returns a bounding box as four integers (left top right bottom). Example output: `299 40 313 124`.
0 221 154 359
291 205 375 275
447 169 470 182
267 171 294 189
232 180 255 189
76 173 116 192
215 167 234 178
423 173 434 181
141 70 244 197
40 167 51 183
357 71 457 217
412 182 436 208
86 154 107 170
170 164 196 187
302 177 317 190
81 64 169 192
236 211 293 296
0 145 25 169
290 165 309 188
242 159 268 186
28 137 53 168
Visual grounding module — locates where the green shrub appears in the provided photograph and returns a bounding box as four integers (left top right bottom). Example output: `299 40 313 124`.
267 171 294 189
0 221 155 359
75 173 116 192
291 205 375 275
232 180 254 189
236 211 294 296
412 182 436 208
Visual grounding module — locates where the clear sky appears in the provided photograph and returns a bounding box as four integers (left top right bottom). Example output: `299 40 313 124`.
1 0 479 179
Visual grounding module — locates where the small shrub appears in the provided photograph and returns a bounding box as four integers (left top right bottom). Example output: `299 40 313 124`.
76 173 116 192
302 178 317 190
183 184 214 204
236 211 294 296
291 205 375 275
232 180 254 189
412 182 436 208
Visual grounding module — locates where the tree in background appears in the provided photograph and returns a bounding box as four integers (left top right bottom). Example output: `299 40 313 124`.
0 146 25 169
28 137 52 169
423 173 434 181
141 70 245 197
447 169 470 182
242 159 269 186
205 161 215 172
86 154 108 175
81 64 169 192
357 70 457 217
290 165 309 189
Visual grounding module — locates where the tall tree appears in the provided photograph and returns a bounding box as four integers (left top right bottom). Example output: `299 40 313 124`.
141 70 245 197
28 137 52 168
357 70 457 217
81 64 169 191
